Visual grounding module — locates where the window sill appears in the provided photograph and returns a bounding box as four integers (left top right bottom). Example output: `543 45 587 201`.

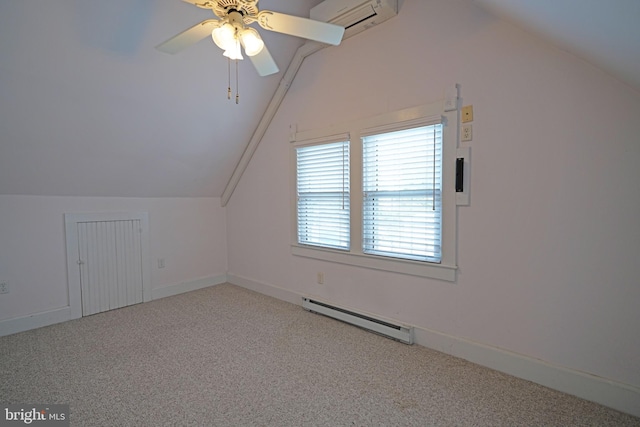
291 244 457 282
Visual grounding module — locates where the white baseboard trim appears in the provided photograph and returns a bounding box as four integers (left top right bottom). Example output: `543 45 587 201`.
0 307 76 337
0 274 228 338
413 327 640 418
227 274 301 305
151 274 228 300
226 274 640 418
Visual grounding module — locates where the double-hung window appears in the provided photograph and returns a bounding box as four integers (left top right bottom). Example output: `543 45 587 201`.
296 139 350 250
292 102 458 281
362 124 442 262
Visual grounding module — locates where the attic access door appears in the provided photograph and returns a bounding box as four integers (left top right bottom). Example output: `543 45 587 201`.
65 213 151 318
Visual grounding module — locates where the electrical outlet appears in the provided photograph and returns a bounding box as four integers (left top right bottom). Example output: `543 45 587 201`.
157 258 165 269
0 282 8 294
317 272 324 284
462 124 473 141
461 105 474 123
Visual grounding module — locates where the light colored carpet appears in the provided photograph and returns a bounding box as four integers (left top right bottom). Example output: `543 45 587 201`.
1 283 638 426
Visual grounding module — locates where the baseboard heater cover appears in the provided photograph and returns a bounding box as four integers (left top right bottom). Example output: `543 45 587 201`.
302 298 414 344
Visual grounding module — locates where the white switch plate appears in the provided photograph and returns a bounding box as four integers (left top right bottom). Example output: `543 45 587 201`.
444 85 459 112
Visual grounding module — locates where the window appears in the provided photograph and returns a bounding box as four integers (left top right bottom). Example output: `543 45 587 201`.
296 140 350 250
362 124 442 262
291 102 458 281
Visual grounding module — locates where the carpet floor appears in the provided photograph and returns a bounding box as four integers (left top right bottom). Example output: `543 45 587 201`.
1 283 638 426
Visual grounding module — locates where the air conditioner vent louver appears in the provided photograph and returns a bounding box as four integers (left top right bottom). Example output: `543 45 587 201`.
310 0 398 40
339 5 377 29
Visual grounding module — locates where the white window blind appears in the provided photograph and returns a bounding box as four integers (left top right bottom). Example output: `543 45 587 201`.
362 124 442 262
296 140 350 250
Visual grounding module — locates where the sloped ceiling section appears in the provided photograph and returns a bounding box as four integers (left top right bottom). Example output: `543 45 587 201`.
1 0 638 198
472 0 640 91
0 0 323 197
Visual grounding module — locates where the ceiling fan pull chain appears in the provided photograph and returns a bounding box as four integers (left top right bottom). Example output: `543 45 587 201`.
235 59 240 104
227 57 232 100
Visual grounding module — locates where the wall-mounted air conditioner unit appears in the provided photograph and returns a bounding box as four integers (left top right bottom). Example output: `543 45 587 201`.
310 0 398 40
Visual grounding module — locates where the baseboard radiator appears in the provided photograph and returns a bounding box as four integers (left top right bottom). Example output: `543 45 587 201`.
302 298 414 344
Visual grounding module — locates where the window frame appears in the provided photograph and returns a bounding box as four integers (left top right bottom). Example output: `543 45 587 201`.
290 102 458 281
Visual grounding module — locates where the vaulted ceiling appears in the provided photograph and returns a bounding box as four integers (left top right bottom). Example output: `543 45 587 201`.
472 0 640 91
0 0 325 197
1 0 638 198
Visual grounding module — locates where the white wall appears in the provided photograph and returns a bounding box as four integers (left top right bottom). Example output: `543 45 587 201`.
226 0 640 412
0 195 227 323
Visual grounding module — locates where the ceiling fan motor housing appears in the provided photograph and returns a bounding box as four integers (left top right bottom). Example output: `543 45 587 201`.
227 10 246 29
213 0 259 24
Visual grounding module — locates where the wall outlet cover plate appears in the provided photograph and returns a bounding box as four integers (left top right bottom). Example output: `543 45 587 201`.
462 105 474 123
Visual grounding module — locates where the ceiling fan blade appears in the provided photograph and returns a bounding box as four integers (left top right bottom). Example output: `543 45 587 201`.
249 45 279 77
181 0 216 9
255 11 345 46
156 19 220 54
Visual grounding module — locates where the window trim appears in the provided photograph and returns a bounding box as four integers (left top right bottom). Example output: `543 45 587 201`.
290 102 458 282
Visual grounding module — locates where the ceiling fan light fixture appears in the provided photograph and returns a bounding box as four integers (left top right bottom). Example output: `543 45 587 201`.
223 41 243 60
239 27 264 57
212 22 236 51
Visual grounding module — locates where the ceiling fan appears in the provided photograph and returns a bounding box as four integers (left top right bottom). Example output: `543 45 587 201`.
156 0 345 77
